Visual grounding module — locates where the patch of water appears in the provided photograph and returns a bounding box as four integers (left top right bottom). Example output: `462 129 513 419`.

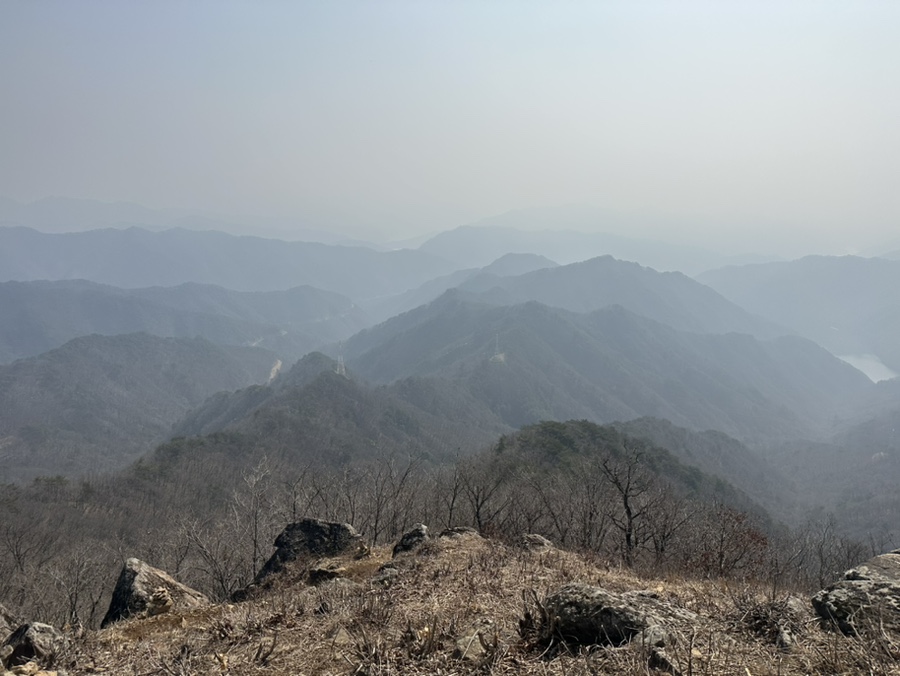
837 353 899 382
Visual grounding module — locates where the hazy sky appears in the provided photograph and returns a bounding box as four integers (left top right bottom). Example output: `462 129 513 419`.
2 1 899 252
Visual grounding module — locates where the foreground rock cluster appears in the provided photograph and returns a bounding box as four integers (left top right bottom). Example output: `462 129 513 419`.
812 548 900 636
3 520 900 674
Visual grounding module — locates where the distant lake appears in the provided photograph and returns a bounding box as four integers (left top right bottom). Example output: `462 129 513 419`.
837 353 899 382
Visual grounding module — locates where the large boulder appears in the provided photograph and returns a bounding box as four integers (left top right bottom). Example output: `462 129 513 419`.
812 549 900 635
253 519 362 586
101 558 209 628
1 622 68 669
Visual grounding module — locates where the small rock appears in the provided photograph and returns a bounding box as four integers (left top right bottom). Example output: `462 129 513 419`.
392 524 428 557
439 527 478 538
453 618 496 663
372 564 400 586
775 626 795 651
309 565 346 585
10 661 39 675
327 626 354 648
648 646 682 676
521 534 554 549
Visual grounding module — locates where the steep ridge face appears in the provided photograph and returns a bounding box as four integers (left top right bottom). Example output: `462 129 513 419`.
698 255 900 372
0 333 276 480
0 279 367 363
345 293 871 444
457 256 783 338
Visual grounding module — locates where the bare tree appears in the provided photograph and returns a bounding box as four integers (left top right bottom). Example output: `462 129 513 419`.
458 454 513 534
597 444 657 567
691 504 768 579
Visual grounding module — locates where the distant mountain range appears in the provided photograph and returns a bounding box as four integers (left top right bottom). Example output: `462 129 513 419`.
0 226 458 298
417 206 779 275
361 252 558 324
0 196 185 232
0 279 367 364
1 199 778 274
698 255 900 373
345 292 870 443
0 333 277 481
0 196 363 243
4 209 899 543
456 255 783 337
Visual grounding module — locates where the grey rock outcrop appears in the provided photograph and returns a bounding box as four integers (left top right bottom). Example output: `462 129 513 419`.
101 558 209 628
542 584 697 649
392 524 428 557
533 583 699 672
812 549 900 635
0 605 20 642
252 519 362 587
1 623 68 669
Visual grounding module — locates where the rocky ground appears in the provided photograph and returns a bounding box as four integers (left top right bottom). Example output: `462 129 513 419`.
4 524 900 675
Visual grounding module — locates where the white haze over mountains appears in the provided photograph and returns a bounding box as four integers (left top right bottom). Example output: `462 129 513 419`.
3 2 900 258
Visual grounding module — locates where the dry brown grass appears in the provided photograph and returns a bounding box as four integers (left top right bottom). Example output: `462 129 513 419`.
59 533 900 675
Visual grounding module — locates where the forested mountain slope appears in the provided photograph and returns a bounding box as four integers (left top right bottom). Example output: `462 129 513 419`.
0 333 276 481
457 255 783 337
611 417 796 521
345 292 871 444
763 406 900 540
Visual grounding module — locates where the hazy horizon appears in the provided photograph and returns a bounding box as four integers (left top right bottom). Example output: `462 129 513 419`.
3 2 900 256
